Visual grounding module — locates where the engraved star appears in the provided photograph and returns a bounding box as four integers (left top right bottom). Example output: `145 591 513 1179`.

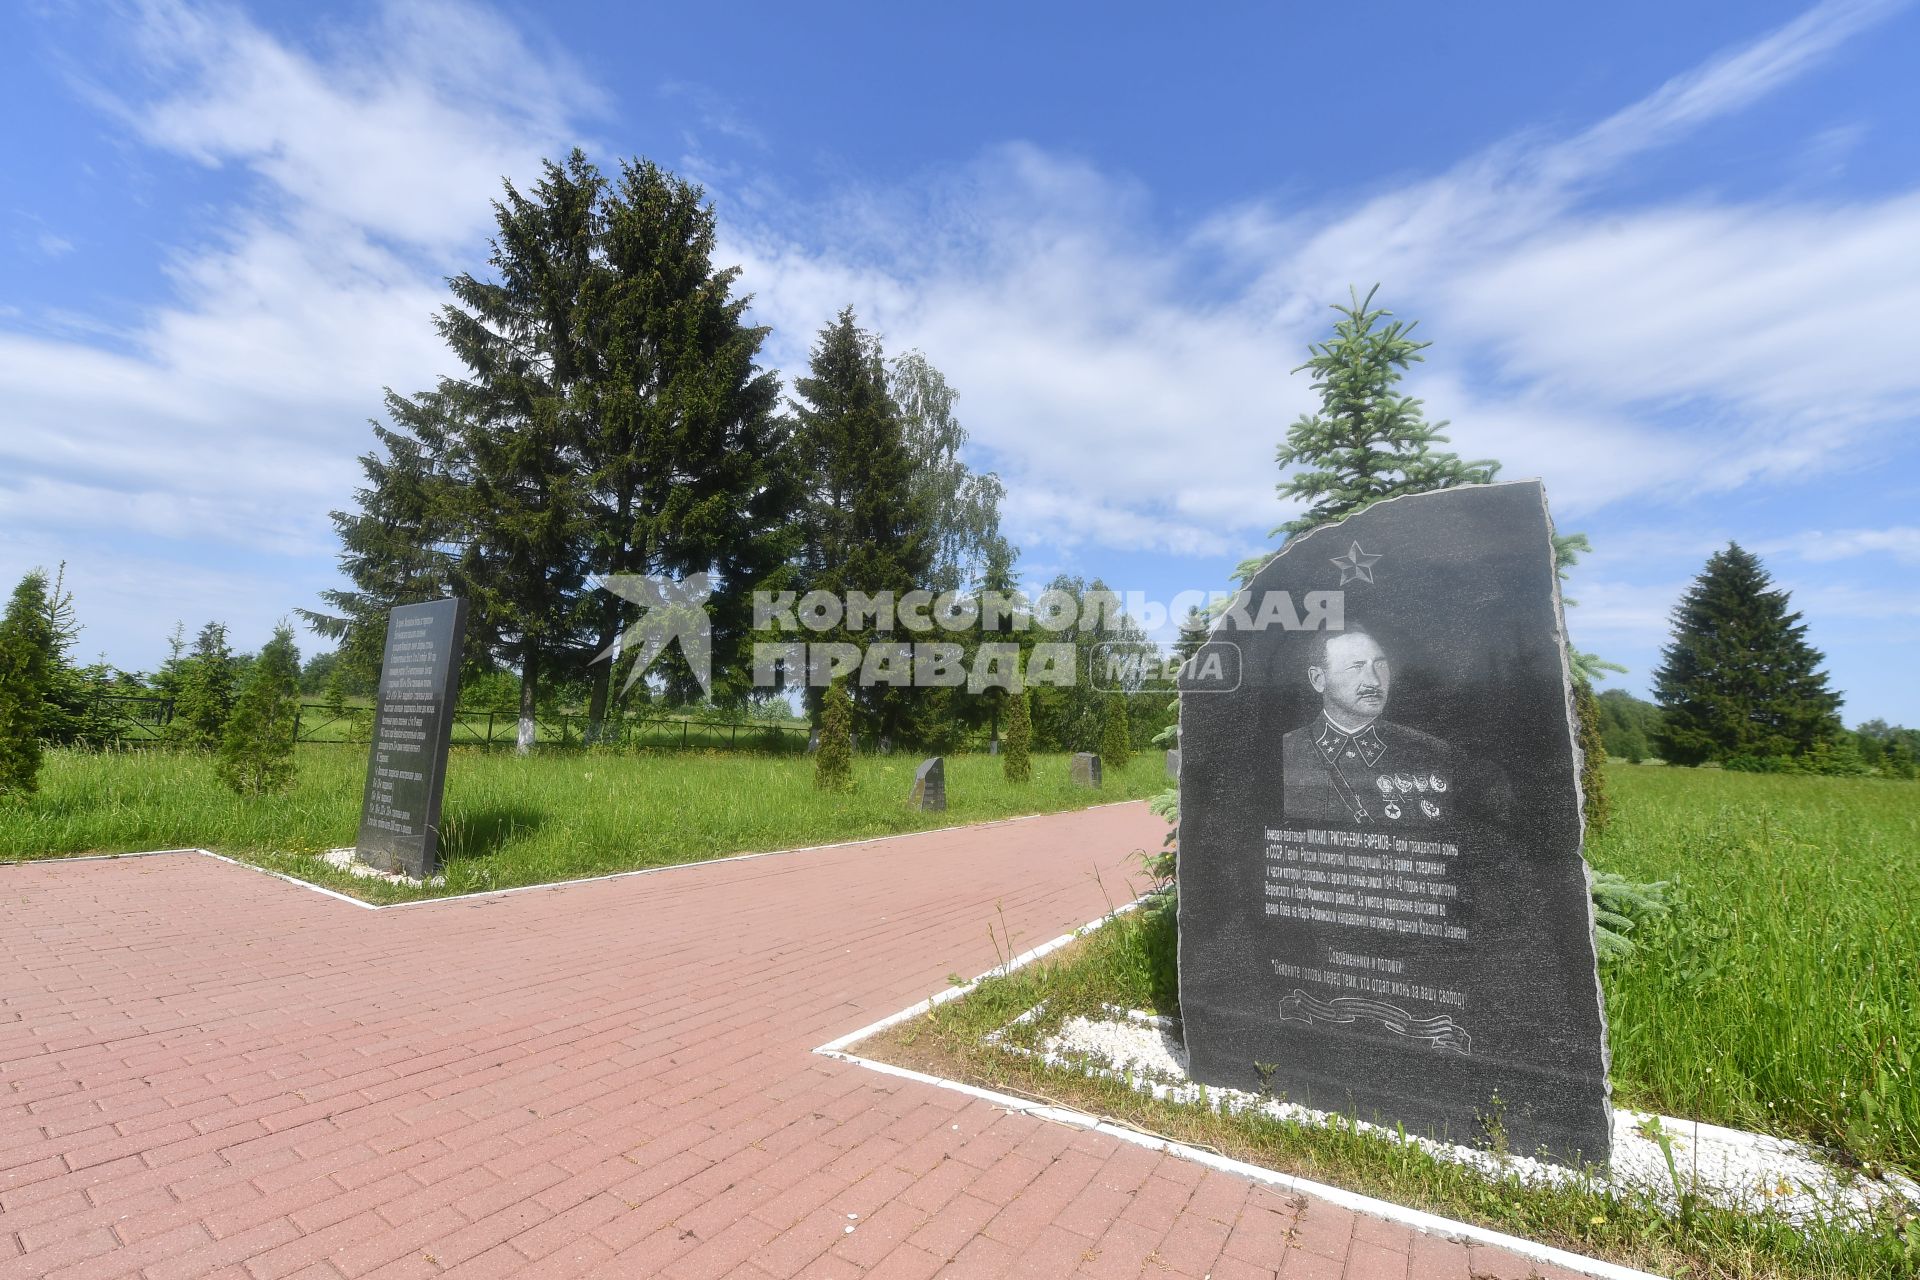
1330 541 1383 585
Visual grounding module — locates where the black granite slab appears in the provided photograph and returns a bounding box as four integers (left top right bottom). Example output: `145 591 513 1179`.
911 757 946 811
1176 482 1610 1167
354 599 467 880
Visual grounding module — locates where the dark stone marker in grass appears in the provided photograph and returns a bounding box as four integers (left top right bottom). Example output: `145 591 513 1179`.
1070 752 1101 788
1177 481 1611 1168
356 598 467 879
911 757 946 812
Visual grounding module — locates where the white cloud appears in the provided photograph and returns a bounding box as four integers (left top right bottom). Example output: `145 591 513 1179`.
706 2 1918 554
1557 578 1686 647
113 0 601 251
1772 526 1920 563
1444 195 1920 422
721 143 1319 556
0 0 595 610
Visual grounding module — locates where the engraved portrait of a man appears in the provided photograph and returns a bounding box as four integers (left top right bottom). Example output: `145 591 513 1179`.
1280 629 1459 826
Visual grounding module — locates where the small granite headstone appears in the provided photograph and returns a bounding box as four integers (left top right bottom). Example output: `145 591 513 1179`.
1166 748 1181 779
910 757 946 811
1177 481 1611 1167
1069 752 1102 788
807 730 819 754
355 599 467 880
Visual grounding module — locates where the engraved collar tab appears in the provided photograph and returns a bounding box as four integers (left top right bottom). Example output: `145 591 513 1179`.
1315 714 1387 767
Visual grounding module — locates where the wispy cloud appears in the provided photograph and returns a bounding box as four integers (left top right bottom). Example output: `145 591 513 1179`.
718 0 1915 550
1769 526 1920 563
1 0 595 570
101 0 602 251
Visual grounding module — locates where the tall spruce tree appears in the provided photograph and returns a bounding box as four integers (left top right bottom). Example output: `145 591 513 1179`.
1271 285 1499 542
304 411 469 695
435 152 600 752
311 152 807 744
0 571 56 799
309 153 605 752
577 159 800 726
1653 543 1842 766
791 308 933 743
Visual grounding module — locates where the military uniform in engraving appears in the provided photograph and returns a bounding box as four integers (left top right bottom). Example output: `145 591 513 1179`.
1280 628 1462 826
1280 715 1457 826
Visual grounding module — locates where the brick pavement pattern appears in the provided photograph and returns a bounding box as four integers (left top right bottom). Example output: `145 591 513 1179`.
3 805 1591 1279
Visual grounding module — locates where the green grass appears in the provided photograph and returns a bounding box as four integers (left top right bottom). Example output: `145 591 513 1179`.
1590 766 1920 1182
861 764 1920 1278
285 704 811 749
876 903 1918 1279
0 745 1168 904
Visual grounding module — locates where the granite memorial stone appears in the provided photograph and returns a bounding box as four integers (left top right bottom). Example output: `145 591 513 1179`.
1177 481 1611 1167
910 757 946 812
1070 752 1102 788
355 598 467 880
1166 748 1181 779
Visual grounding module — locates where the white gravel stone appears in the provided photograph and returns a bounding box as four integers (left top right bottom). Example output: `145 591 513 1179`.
1003 1006 1913 1229
317 847 443 888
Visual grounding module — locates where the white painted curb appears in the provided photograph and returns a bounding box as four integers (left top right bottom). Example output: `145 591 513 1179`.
814 904 1668 1280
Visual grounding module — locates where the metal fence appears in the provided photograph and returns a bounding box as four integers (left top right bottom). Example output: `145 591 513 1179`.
86 693 810 754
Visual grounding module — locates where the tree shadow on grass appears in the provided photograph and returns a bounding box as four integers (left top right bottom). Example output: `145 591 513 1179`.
438 805 545 863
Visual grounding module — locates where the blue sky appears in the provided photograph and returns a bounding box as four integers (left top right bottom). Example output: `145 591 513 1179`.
4 0 1918 722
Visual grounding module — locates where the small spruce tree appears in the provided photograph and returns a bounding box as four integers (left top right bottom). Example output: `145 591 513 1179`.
1099 693 1132 770
1271 285 1499 541
216 625 301 797
0 571 56 799
1653 543 1841 766
1573 680 1611 835
1003 688 1032 783
1882 739 1917 781
814 678 854 792
170 622 237 751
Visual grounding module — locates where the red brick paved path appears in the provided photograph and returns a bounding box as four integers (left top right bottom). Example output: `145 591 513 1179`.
3 805 1593 1279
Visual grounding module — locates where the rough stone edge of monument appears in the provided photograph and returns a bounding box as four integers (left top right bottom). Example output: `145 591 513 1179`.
815 895 1666 1280
0 799 1143 911
1535 480 1618 1111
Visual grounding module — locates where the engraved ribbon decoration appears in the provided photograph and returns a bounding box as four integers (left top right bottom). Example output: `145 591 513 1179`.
595 573 715 697
1278 989 1472 1055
